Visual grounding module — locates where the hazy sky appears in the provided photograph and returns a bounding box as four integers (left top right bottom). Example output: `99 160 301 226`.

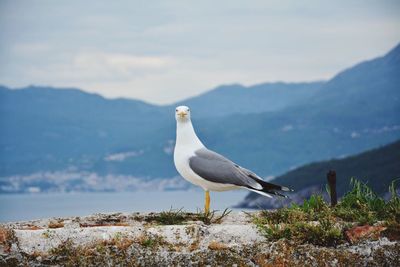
1 1 399 104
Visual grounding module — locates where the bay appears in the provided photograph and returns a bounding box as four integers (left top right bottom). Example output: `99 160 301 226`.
0 190 249 222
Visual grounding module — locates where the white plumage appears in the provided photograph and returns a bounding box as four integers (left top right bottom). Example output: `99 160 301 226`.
173 105 292 212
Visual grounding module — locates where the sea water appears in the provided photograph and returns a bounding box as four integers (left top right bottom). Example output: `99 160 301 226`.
0 190 249 222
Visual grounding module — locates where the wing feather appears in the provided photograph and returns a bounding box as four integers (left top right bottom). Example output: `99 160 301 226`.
189 148 262 189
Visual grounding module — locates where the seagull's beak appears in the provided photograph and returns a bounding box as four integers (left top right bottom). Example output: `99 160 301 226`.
177 111 187 118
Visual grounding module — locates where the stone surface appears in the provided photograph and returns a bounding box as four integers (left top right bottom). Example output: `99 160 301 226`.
0 212 399 266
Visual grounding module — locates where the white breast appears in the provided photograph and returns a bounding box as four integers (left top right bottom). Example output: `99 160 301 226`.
174 146 204 187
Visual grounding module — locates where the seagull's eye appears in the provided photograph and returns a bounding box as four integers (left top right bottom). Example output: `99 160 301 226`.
175 109 178 112
187 109 190 112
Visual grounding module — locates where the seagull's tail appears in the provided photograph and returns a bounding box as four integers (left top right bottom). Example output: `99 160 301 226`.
247 179 294 198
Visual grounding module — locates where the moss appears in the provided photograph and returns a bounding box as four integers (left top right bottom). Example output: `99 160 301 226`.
5 236 400 266
78 213 130 227
259 220 343 246
137 234 167 250
49 239 75 257
184 225 197 236
140 236 157 248
46 236 138 266
41 229 55 239
191 246 253 266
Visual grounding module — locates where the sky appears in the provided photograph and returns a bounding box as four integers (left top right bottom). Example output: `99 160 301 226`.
0 1 400 104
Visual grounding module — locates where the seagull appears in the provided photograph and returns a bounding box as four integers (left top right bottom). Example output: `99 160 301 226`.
173 105 292 213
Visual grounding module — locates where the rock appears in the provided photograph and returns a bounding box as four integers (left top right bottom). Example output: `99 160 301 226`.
0 227 14 254
0 212 399 266
345 225 386 244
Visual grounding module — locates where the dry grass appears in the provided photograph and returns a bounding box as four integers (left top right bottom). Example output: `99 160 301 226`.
189 240 200 252
48 221 64 229
79 222 130 227
195 208 232 225
208 241 228 250
20 225 43 230
0 226 15 252
0 227 9 244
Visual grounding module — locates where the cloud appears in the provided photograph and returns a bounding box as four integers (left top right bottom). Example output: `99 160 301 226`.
12 43 52 55
104 150 144 162
72 52 175 77
1 1 400 104
16 49 176 83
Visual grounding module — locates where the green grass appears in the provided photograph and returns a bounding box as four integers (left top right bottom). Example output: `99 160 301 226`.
145 207 187 225
144 207 232 225
195 208 232 225
139 235 165 249
253 178 400 246
334 178 400 224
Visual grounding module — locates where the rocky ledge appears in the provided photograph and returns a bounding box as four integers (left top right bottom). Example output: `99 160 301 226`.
1 212 399 266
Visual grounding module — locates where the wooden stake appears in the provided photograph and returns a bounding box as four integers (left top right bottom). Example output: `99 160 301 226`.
327 170 337 207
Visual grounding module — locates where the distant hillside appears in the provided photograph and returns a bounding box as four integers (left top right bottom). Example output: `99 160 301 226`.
0 86 171 176
0 81 325 177
194 43 400 176
298 41 400 126
174 81 324 117
238 139 400 209
0 43 399 182
272 139 400 195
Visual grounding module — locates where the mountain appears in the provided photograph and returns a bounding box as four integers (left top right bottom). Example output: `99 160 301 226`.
301 42 400 126
238 139 400 209
186 43 400 176
0 86 170 176
0 81 325 178
0 43 399 183
174 81 324 117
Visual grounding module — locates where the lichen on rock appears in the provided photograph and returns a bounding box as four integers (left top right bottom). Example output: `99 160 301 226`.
0 212 399 266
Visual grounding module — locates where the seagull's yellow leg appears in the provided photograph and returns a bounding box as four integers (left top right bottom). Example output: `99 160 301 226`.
205 190 210 214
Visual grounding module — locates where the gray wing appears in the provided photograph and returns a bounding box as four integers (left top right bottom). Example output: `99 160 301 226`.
188 148 263 190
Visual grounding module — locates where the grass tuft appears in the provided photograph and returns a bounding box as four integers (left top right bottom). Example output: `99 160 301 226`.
253 178 400 246
145 207 186 225
195 208 232 225
334 178 399 224
144 207 232 225
158 207 186 225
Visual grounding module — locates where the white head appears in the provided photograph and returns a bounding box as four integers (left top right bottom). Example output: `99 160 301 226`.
175 105 191 122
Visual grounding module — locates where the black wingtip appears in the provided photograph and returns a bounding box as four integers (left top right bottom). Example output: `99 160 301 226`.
270 190 289 198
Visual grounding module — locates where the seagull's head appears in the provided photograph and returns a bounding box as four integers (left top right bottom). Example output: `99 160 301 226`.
175 105 191 122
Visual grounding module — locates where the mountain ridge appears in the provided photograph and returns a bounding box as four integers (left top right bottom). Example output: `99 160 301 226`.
0 42 399 184
174 81 325 117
